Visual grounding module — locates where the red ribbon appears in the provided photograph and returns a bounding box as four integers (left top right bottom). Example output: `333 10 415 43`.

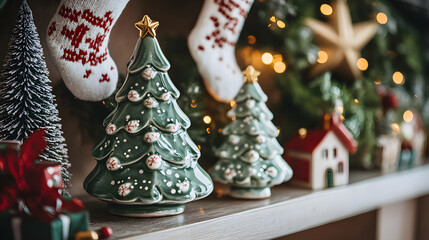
0 129 84 222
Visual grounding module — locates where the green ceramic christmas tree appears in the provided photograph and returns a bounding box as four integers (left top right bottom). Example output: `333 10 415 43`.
84 15 213 217
210 66 293 199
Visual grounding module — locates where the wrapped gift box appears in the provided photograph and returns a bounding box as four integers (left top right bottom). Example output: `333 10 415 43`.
0 210 89 240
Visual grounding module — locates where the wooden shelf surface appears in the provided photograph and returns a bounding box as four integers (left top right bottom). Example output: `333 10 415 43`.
83 165 429 240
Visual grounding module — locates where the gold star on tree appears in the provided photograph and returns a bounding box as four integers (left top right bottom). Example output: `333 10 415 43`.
242 65 261 83
135 15 159 38
305 0 378 80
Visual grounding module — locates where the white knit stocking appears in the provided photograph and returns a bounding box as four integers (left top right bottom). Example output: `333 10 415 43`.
46 0 129 101
188 0 254 102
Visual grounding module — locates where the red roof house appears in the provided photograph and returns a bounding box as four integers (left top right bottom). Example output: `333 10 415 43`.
284 114 357 190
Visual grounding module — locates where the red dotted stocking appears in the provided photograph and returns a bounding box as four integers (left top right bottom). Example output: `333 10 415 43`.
46 0 129 101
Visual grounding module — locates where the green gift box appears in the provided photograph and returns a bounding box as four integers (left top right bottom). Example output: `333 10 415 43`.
0 210 89 240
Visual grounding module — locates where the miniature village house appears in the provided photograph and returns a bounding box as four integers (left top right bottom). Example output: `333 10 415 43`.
284 114 358 190
401 109 427 167
395 109 427 170
374 134 401 173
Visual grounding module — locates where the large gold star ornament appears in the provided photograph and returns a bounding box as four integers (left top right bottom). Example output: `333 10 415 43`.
135 15 159 38
305 0 378 80
242 65 261 83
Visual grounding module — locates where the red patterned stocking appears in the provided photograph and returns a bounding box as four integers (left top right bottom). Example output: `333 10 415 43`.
46 0 129 101
188 0 254 102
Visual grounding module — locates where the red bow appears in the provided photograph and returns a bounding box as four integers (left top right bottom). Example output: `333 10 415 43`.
0 129 84 222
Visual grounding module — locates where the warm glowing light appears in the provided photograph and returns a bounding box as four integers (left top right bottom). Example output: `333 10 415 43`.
277 20 286 28
392 71 405 85
277 128 281 133
354 99 359 103
376 12 388 24
190 99 197 108
320 4 333 15
197 145 201 150
272 54 283 63
230 101 236 107
340 115 345 121
374 79 382 85
391 123 400 133
203 115 212 124
337 106 344 114
317 50 328 64
262 52 273 65
403 110 414 123
232 116 236 121
206 128 211 134
270 16 276 22
274 62 286 73
218 128 223 133
248 35 256 44
357 58 368 71
298 128 307 138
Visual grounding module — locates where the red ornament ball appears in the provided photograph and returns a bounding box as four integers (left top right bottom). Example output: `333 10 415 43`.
97 226 113 239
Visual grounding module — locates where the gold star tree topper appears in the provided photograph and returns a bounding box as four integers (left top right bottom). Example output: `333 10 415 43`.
135 15 159 38
305 0 378 80
242 65 261 83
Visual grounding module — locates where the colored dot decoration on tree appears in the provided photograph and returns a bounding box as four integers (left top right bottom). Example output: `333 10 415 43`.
106 157 121 171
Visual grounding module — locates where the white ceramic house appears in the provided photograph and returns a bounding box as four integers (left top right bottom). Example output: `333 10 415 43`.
284 115 357 190
374 135 401 173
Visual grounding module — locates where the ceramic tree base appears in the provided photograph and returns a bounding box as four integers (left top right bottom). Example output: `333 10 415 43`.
229 187 271 199
108 203 185 217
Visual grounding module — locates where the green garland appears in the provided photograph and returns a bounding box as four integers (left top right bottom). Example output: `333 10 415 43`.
53 0 429 169
236 0 428 168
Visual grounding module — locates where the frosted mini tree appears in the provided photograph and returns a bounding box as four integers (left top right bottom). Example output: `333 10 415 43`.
84 15 213 217
210 66 293 199
0 1 70 187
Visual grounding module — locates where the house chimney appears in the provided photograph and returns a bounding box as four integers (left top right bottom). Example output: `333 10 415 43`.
323 113 331 130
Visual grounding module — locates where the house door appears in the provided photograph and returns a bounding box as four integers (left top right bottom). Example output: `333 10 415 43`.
326 169 334 188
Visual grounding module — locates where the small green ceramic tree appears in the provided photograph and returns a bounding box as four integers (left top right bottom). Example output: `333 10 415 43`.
84 15 213 217
210 66 293 199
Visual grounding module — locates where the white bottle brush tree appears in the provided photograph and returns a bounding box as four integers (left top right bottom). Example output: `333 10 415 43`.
0 1 70 188
210 66 293 199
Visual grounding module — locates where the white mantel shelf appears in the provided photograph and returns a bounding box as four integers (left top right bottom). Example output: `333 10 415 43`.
84 165 429 240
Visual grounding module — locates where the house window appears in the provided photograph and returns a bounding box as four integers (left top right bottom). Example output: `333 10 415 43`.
333 148 337 158
323 149 328 159
338 162 344 173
